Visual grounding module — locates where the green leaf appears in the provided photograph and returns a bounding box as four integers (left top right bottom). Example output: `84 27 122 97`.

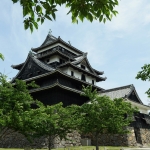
24 20 29 30
29 23 33 33
12 0 19 3
72 16 77 24
50 0 54 5
37 18 40 22
33 21 38 29
36 5 41 13
99 15 103 22
52 12 56 20
23 7 28 17
0 53 4 61
45 15 52 21
79 13 84 22
41 18 44 24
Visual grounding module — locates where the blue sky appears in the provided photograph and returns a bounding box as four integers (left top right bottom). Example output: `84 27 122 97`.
0 0 150 104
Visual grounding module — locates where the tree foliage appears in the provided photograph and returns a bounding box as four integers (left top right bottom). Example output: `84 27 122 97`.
28 102 75 150
0 74 76 148
0 73 39 142
76 86 137 150
11 0 119 32
136 64 150 98
0 53 4 61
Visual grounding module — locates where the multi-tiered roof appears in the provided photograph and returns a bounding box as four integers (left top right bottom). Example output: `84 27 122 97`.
12 33 106 106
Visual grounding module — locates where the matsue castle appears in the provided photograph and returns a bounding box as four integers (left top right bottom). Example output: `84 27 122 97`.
5 32 150 147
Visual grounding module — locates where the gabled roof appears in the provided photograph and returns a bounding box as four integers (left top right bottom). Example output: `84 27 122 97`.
72 53 104 75
100 84 143 104
11 52 54 82
32 34 84 55
41 34 57 47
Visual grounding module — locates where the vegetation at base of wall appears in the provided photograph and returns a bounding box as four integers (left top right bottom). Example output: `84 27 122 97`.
0 75 137 150
71 86 138 150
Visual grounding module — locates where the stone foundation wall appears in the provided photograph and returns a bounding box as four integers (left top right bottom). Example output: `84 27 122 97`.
138 128 150 145
91 134 128 146
90 127 138 147
0 129 81 148
1 127 150 148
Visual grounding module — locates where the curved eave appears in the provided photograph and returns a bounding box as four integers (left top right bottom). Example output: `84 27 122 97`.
73 56 104 76
93 69 104 75
29 82 82 94
23 69 104 91
73 55 96 75
11 55 31 82
37 49 75 61
32 37 84 55
11 62 24 70
58 62 106 82
126 85 143 104
11 53 53 83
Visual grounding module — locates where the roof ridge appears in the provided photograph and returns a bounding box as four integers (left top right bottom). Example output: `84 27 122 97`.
32 56 54 71
41 34 57 47
100 84 133 93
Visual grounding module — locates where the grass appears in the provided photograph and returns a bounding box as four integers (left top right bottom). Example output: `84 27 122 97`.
0 146 126 150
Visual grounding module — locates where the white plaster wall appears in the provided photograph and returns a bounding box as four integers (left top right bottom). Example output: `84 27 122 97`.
49 55 59 63
60 67 68 74
129 101 149 114
67 67 96 85
139 109 148 114
47 55 66 63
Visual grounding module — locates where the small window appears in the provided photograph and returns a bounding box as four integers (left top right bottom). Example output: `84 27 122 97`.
59 58 65 64
71 71 74 76
92 80 94 85
46 59 49 63
81 64 85 69
81 74 86 81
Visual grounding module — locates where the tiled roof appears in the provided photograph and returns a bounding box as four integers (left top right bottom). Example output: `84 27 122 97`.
100 85 133 99
32 56 54 72
72 53 87 64
41 34 57 47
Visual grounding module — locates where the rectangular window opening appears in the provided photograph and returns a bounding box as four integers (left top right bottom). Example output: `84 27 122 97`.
71 71 74 76
81 64 85 69
92 80 94 85
81 74 86 81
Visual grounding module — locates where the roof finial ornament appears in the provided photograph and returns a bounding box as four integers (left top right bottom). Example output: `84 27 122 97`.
29 50 34 57
68 41 71 45
48 29 52 36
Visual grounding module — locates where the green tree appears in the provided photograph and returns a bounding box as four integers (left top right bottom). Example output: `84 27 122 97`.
76 86 137 150
0 73 39 143
136 64 150 98
11 0 119 32
29 102 75 150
